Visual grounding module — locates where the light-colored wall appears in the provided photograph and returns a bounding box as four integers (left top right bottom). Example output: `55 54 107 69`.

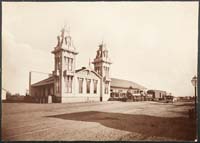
61 96 100 103
101 62 111 101
111 87 127 93
101 81 111 101
2 89 6 100
60 48 77 99
154 91 167 98
61 69 101 103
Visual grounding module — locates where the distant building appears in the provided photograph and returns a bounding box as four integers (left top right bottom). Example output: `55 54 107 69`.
147 89 167 101
6 95 25 102
110 78 146 99
1 88 6 100
30 27 146 103
176 96 194 102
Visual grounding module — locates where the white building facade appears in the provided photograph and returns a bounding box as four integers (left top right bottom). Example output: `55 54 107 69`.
31 28 111 103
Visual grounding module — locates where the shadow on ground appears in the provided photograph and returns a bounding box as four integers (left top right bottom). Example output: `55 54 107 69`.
175 103 194 107
47 111 196 141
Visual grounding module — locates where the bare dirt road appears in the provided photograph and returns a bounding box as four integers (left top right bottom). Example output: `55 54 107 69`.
1 101 196 141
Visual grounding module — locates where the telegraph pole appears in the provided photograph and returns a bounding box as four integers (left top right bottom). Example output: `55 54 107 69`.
29 71 31 96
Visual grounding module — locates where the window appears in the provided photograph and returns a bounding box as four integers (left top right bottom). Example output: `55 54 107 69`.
67 58 73 71
103 51 106 57
65 77 68 92
56 57 61 70
107 67 109 77
104 82 109 94
86 79 91 94
56 80 59 93
95 67 97 73
99 69 102 75
93 80 98 94
65 76 73 93
58 56 61 70
69 76 73 93
48 88 51 95
64 56 68 69
105 51 108 58
78 78 83 93
67 58 70 70
104 66 109 77
70 58 73 71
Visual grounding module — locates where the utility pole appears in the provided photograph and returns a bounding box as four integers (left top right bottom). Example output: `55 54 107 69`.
194 84 197 118
29 71 31 96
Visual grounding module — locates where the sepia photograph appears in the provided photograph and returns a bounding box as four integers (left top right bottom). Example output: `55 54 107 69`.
1 1 199 141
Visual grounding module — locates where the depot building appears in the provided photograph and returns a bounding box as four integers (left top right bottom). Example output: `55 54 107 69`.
30 28 146 103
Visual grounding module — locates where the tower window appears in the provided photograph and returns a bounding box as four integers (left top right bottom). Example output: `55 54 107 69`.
104 82 109 94
103 51 106 57
67 58 73 71
64 56 68 69
58 56 61 70
56 57 61 70
105 51 108 58
56 79 59 93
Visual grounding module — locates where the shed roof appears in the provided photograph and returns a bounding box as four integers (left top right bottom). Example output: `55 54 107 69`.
31 76 54 87
111 78 146 90
147 89 167 93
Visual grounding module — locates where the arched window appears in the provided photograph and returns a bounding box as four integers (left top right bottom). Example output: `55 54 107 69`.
78 78 83 94
86 79 91 94
93 80 98 94
104 82 109 94
65 76 73 93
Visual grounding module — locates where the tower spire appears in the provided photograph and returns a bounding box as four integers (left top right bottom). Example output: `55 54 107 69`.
88 58 92 69
93 42 112 101
61 23 70 37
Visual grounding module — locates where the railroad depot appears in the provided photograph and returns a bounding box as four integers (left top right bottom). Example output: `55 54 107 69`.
30 27 147 103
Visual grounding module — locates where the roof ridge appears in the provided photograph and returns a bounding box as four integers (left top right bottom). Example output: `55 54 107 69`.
32 76 54 86
112 77 138 83
111 78 146 89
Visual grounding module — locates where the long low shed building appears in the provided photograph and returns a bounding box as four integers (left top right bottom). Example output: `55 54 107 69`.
110 78 147 98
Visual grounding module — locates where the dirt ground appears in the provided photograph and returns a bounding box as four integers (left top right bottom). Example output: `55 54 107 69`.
1 101 197 141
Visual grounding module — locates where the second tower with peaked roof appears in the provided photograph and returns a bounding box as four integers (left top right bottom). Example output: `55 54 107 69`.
93 41 112 101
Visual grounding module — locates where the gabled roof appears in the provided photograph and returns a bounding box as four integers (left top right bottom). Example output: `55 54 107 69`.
75 67 102 78
111 78 146 90
31 76 54 87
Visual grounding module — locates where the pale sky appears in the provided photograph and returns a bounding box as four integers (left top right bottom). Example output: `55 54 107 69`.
2 2 198 96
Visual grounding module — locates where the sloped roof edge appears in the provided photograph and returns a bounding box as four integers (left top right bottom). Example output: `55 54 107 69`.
111 78 146 90
31 76 54 87
75 67 102 78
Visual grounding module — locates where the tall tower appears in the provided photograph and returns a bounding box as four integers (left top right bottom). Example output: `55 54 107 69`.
51 27 78 103
93 41 112 101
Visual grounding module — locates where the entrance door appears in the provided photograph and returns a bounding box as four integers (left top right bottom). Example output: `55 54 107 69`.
100 96 102 102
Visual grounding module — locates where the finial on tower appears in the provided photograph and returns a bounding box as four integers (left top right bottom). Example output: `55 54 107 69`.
88 58 93 70
60 23 71 37
89 58 91 66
